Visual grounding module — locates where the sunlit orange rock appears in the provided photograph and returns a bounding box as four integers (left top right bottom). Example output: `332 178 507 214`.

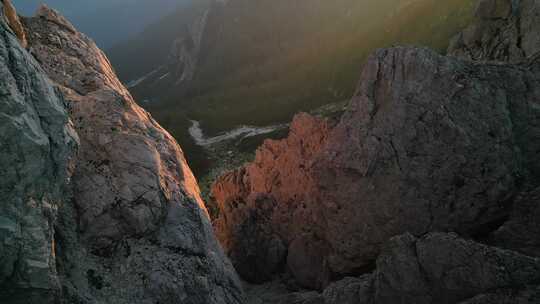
213 113 334 286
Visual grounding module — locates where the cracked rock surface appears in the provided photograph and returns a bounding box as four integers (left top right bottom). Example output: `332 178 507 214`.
216 45 540 290
0 2 77 302
1 2 244 303
448 0 540 62
215 0 540 298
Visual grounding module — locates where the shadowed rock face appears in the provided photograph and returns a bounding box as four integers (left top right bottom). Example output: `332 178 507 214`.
244 232 540 304
448 0 540 62
314 47 540 277
213 0 540 292
1 0 26 47
489 186 540 257
1 3 244 304
373 233 540 304
0 2 77 302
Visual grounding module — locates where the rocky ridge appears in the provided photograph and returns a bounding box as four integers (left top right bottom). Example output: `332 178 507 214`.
212 0 540 302
0 2 243 303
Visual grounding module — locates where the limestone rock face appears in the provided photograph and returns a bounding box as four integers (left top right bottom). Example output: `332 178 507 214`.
23 4 211 251
322 275 373 304
0 2 78 302
1 0 27 47
457 287 540 304
169 8 209 84
448 0 540 62
213 113 334 286
214 47 540 290
314 46 540 277
245 233 540 304
0 4 244 304
490 186 540 257
210 0 540 301
374 233 540 304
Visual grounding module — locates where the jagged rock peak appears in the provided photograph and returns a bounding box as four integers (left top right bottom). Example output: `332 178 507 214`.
34 4 77 33
22 8 128 96
1 0 27 47
448 0 540 62
474 0 513 19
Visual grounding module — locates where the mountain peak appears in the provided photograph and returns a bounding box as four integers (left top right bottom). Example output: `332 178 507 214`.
1 0 27 47
35 3 76 33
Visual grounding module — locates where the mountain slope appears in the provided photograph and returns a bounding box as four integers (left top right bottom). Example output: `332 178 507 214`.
0 2 244 303
108 0 476 176
213 0 540 300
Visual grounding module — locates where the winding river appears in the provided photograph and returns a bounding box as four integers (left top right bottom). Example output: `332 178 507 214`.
188 120 288 147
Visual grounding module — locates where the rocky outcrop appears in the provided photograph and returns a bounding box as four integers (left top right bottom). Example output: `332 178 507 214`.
214 44 540 290
169 8 209 85
314 45 540 277
489 186 540 257
246 233 540 304
213 113 334 285
1 3 244 304
373 232 540 304
1 0 26 47
0 1 78 302
244 274 372 304
213 0 540 291
448 0 540 62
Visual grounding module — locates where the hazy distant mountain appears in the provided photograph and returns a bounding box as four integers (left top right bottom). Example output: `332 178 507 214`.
14 0 189 47
110 0 475 128
108 0 476 174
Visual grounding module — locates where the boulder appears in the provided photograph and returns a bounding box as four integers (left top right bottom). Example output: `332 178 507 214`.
374 233 540 304
1 0 27 47
457 287 540 304
490 186 540 257
245 232 540 304
322 275 373 304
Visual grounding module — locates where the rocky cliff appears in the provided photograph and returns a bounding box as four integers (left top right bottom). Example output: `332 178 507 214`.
213 0 540 302
0 2 243 303
448 0 540 61
3 0 540 303
0 2 77 302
